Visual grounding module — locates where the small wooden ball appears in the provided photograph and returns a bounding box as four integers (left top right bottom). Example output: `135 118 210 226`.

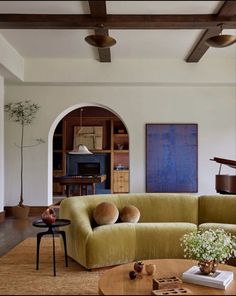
145 264 156 275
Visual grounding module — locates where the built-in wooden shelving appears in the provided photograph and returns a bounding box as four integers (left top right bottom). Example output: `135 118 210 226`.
52 107 130 195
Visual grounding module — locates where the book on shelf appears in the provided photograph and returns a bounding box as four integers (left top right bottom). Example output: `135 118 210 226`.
182 266 233 290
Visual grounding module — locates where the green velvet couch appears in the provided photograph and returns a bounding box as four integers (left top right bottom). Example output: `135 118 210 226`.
59 193 236 269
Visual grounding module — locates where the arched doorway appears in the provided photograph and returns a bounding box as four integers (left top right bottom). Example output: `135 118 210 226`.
49 104 130 205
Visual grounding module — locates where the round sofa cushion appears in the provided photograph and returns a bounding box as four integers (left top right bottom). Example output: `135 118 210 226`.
120 205 140 223
93 202 119 225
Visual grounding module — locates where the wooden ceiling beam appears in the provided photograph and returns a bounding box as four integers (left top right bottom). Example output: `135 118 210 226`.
186 1 236 63
217 0 236 17
95 28 112 63
0 14 235 30
88 1 107 17
88 1 111 63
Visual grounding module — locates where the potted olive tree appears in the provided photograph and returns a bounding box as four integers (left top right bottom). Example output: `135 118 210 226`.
5 100 42 218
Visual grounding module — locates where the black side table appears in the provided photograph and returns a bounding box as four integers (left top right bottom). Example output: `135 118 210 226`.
32 218 71 276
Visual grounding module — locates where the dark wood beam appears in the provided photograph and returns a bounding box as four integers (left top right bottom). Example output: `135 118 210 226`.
88 1 111 63
89 1 107 17
217 0 236 17
0 14 235 30
186 1 236 63
186 27 222 63
95 27 111 63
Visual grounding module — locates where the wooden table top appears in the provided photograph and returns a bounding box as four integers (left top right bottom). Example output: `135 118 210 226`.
98 259 236 295
53 174 106 184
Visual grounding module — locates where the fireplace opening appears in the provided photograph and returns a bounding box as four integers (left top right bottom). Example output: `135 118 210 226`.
77 162 101 176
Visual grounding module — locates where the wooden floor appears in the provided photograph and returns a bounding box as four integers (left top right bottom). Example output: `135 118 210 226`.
0 216 39 257
0 197 63 257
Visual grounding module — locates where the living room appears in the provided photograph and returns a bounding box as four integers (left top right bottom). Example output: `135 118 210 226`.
0 1 236 295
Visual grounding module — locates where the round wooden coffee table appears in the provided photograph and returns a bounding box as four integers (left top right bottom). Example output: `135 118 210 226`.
98 259 236 295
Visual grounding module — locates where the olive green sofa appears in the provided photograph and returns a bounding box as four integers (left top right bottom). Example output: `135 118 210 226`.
59 193 236 269
198 195 236 235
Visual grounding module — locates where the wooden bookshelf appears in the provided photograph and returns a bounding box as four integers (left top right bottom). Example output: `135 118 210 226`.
52 107 130 195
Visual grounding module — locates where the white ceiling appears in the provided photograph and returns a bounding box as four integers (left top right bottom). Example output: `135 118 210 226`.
0 1 235 61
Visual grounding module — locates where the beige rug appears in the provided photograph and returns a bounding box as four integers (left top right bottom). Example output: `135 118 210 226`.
0 237 104 295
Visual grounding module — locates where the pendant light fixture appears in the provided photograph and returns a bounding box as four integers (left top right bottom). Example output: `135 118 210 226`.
69 108 92 155
206 24 236 48
85 24 116 48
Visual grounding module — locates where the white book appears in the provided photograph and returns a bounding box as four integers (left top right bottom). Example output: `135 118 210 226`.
182 266 233 290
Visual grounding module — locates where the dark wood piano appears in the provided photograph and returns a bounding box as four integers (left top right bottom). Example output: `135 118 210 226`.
211 157 236 194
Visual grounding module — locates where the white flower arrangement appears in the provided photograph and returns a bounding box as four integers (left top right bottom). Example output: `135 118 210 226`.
180 228 236 263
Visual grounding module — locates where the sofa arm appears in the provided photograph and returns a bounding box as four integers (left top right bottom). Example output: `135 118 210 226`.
59 198 93 267
199 195 236 225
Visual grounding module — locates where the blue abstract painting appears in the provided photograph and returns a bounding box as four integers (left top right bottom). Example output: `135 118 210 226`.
146 124 198 192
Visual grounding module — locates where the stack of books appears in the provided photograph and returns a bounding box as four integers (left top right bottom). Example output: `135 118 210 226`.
182 266 233 290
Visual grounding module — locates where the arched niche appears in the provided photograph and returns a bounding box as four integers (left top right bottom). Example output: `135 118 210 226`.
48 103 129 205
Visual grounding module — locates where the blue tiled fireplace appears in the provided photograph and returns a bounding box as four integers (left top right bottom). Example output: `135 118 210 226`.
66 153 111 192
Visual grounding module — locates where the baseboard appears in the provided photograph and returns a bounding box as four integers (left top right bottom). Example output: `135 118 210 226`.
29 206 48 216
0 210 5 223
4 206 48 217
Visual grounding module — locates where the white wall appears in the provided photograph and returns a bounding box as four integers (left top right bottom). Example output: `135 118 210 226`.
4 83 236 206
0 76 4 212
24 58 236 85
0 34 24 81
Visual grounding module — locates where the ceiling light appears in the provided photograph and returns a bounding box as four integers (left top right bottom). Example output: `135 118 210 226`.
85 34 116 48
206 24 236 48
69 144 92 155
85 24 116 48
68 108 92 155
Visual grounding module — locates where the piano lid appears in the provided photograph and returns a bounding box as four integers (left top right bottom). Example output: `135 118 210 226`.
210 157 236 169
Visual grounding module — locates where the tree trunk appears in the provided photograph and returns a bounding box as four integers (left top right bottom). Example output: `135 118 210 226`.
19 123 24 207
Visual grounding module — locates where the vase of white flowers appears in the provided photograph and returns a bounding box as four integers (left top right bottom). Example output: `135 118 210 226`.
198 260 218 275
180 228 236 275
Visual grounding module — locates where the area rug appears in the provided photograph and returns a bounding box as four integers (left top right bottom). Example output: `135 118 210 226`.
0 237 104 295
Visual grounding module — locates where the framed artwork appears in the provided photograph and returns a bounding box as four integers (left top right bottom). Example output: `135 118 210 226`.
146 124 198 193
73 126 103 150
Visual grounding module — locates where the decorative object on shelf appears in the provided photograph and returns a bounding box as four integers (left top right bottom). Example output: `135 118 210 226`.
206 24 236 48
115 164 125 170
4 100 44 218
85 24 116 48
41 207 56 225
117 143 124 150
145 264 156 275
180 229 236 275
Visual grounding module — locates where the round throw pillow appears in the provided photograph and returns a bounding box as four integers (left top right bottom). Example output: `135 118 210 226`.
93 202 119 225
120 205 140 223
